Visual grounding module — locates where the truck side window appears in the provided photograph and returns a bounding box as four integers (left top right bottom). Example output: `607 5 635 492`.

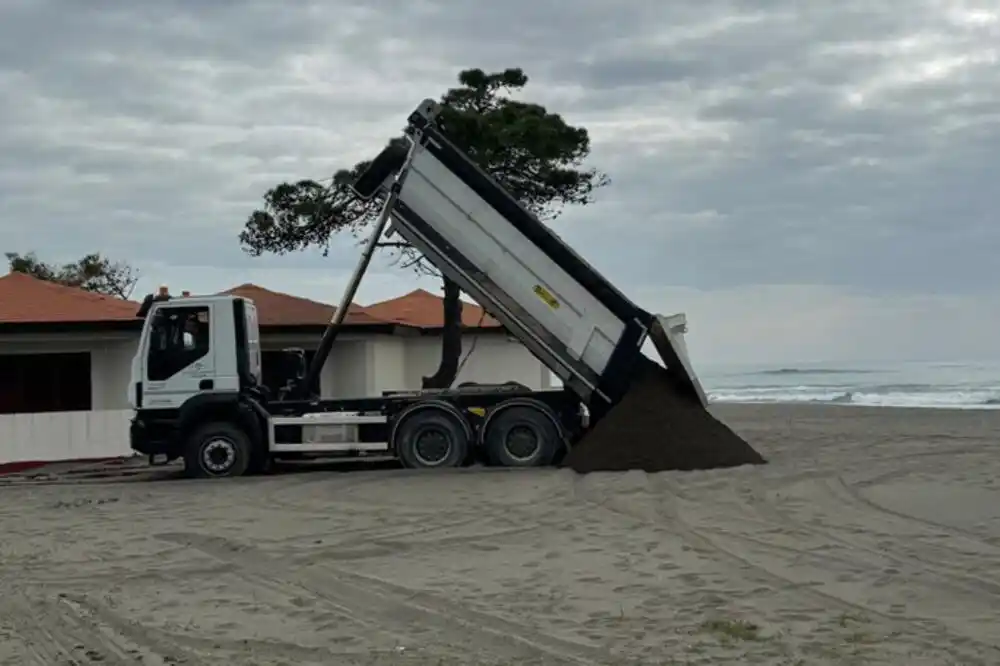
147 306 211 381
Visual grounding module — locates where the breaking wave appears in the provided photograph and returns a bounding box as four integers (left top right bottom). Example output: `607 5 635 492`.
709 384 1000 409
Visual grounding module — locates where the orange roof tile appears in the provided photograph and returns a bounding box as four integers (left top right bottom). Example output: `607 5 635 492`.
0 274 500 331
363 289 501 329
0 271 139 324
221 283 388 327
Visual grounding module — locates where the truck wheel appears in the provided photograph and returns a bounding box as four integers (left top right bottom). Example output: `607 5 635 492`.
393 408 469 470
483 405 560 468
183 421 252 479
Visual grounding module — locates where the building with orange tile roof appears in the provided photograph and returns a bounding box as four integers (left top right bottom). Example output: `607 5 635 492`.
0 272 550 469
0 271 139 327
362 288 502 329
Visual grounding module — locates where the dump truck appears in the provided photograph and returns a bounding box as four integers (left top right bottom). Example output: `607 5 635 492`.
127 98 711 478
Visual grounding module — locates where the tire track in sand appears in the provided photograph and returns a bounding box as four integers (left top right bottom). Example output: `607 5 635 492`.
290 519 551 564
571 473 997 661
653 474 1000 656
243 472 394 518
0 590 199 665
250 468 570 561
833 472 1000 546
737 477 1000 598
155 530 607 665
253 467 572 517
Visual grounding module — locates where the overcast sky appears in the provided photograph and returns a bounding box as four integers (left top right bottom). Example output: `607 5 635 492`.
1 0 998 365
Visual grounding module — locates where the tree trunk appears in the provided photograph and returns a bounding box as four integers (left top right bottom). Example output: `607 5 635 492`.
421 276 463 389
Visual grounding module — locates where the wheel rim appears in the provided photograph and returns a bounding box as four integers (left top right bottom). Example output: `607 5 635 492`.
202 437 236 474
504 424 541 462
413 426 452 466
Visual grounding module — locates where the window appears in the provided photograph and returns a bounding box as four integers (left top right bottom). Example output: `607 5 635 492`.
0 352 92 415
146 306 211 381
261 349 320 397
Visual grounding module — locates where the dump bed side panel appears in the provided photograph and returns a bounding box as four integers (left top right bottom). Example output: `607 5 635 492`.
406 150 627 368
385 137 652 405
388 209 605 400
388 167 620 401
413 124 646 328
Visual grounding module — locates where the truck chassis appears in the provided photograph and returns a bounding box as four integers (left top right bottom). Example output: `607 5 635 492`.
131 381 585 478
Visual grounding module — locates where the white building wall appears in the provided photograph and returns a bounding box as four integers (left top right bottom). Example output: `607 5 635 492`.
368 336 407 395
323 341 369 398
90 338 139 410
258 333 544 396
0 331 139 410
0 332 138 466
0 330 550 410
0 409 132 466
402 333 551 390
258 332 370 399
0 328 550 468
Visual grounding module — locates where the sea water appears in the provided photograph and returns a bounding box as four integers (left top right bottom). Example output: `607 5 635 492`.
698 360 1000 409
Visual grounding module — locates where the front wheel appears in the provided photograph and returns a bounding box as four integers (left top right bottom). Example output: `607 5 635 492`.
183 421 252 479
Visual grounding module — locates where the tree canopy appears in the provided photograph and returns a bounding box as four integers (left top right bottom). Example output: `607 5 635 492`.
240 67 609 266
5 251 139 299
239 67 610 387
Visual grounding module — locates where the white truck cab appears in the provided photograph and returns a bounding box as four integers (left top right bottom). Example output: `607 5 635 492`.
129 292 261 412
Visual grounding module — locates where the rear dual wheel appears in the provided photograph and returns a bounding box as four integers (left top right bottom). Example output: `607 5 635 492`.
393 408 470 469
390 401 564 470
482 404 561 468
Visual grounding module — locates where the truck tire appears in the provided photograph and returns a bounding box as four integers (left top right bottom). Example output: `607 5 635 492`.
183 421 252 479
483 404 561 468
393 408 470 470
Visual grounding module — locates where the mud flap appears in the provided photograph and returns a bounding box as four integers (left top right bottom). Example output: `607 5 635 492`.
647 313 708 409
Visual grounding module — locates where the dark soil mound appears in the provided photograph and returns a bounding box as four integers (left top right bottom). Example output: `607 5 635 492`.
563 357 766 473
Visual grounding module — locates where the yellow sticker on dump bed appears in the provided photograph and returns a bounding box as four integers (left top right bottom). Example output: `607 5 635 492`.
533 284 560 309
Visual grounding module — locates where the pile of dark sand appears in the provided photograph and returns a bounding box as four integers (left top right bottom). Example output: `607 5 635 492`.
563 357 766 473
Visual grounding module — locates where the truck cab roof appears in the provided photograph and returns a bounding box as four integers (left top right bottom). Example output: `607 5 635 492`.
135 291 249 319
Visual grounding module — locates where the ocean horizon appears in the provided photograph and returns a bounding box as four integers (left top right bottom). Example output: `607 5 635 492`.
696 359 1000 409
548 358 1000 409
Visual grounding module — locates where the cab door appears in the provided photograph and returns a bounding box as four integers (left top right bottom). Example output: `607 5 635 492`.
141 304 216 410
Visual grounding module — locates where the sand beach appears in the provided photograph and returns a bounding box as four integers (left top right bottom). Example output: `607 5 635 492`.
1 402 998 665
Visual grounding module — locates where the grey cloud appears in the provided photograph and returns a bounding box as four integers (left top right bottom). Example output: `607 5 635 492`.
1 0 998 317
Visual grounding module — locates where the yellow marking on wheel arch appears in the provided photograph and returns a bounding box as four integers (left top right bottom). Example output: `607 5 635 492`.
467 407 486 417
533 284 560 309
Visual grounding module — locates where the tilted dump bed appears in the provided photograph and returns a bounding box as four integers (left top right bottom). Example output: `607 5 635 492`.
354 99 707 420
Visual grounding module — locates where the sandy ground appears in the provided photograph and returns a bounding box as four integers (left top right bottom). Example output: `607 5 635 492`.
1 403 999 666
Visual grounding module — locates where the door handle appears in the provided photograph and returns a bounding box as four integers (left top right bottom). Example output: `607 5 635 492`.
199 379 214 390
